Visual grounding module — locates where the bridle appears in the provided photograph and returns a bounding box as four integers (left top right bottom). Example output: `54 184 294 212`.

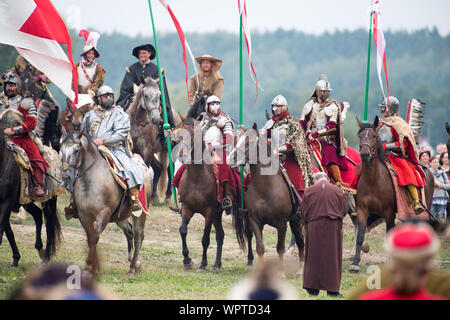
360 128 376 161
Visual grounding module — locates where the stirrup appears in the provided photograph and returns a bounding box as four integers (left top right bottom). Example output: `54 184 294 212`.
169 204 182 215
222 197 233 213
413 201 425 215
131 196 142 217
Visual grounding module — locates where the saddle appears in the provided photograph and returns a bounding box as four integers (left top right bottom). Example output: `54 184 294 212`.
97 145 150 217
385 160 429 221
8 136 66 204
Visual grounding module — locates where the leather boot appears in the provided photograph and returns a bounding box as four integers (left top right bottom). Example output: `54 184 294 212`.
328 164 349 188
64 201 78 220
407 184 425 214
129 186 142 217
222 182 233 215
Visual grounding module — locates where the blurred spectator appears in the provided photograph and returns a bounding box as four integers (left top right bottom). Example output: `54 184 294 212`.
439 152 450 219
436 143 447 156
8 263 114 300
227 260 299 300
300 172 347 298
430 156 450 221
357 222 446 300
419 150 431 167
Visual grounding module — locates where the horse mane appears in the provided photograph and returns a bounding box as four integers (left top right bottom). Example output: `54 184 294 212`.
186 96 206 120
127 83 145 114
358 123 385 164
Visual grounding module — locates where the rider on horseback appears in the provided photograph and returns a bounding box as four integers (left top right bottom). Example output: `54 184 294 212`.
262 94 314 197
201 95 236 214
82 85 144 216
0 71 48 196
378 96 427 214
300 74 348 187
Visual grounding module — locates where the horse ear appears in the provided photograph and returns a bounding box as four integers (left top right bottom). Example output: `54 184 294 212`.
373 115 379 128
356 116 364 128
252 122 258 131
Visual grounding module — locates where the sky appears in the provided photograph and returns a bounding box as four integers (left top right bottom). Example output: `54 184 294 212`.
53 0 450 37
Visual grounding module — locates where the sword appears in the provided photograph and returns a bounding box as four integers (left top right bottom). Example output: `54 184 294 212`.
45 172 64 185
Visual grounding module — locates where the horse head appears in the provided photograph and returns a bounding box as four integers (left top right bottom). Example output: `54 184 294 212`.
228 122 259 168
357 116 382 163
140 77 161 125
60 130 87 191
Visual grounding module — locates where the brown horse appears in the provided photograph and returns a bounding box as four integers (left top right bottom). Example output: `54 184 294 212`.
231 124 305 270
350 116 435 272
0 110 62 267
60 131 152 275
61 95 95 133
173 117 246 271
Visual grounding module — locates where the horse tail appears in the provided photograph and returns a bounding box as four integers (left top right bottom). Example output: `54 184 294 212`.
45 197 63 258
232 205 246 251
156 151 169 200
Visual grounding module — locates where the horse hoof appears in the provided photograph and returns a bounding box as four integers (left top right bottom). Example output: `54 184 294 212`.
197 266 206 272
211 264 221 271
164 198 171 205
287 247 296 255
11 260 19 267
127 268 136 276
348 264 360 273
82 268 96 279
183 261 193 270
361 242 370 253
38 249 45 260
245 264 253 271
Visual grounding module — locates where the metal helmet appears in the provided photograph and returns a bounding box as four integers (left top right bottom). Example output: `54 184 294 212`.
2 71 21 96
271 94 288 114
97 85 114 97
206 95 221 114
380 96 400 117
314 74 332 102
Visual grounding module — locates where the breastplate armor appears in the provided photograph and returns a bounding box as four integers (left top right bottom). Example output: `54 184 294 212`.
378 124 394 144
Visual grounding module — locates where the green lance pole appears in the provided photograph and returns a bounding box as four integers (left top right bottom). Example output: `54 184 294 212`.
363 11 373 123
147 0 177 204
239 14 244 209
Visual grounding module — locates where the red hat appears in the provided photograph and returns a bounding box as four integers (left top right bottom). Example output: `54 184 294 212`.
385 223 440 260
79 29 100 58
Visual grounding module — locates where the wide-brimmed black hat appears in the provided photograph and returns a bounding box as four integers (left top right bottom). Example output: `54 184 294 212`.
132 44 156 60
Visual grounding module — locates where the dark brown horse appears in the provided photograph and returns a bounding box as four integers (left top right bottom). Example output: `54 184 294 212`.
0 110 62 267
350 116 435 272
173 117 245 271
231 124 305 271
61 95 95 133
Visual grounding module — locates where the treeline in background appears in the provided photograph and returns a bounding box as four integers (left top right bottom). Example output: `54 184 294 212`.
1 27 448 149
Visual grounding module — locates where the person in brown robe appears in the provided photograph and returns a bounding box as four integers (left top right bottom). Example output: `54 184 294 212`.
301 172 348 298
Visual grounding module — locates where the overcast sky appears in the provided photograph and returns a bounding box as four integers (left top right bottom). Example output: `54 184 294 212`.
53 0 450 37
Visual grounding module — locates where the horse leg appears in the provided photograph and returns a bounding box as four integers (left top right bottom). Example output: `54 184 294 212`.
128 214 146 275
24 203 44 259
179 207 194 270
287 233 296 252
276 223 287 273
385 209 396 232
3 216 21 267
151 158 162 202
349 219 366 273
116 219 134 262
199 213 213 271
211 210 224 270
289 219 305 275
249 216 264 265
246 219 254 268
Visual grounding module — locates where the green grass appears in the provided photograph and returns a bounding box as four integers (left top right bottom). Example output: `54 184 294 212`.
1 193 448 299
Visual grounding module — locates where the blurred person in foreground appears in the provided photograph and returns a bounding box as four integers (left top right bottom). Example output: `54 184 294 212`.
8 263 114 300
301 171 347 298
357 222 446 300
227 260 298 300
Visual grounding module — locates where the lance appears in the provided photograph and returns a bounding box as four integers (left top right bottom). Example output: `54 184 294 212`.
363 10 373 123
238 12 245 209
147 0 177 205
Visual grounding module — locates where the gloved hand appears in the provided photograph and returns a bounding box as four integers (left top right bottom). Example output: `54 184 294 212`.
311 131 319 139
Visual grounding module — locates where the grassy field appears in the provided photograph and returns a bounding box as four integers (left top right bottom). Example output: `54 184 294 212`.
1 193 449 300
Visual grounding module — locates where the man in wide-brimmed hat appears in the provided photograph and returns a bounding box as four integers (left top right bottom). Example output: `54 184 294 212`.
188 54 224 107
116 44 175 129
75 30 105 98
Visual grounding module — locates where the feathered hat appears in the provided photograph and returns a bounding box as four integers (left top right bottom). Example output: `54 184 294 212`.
79 29 100 58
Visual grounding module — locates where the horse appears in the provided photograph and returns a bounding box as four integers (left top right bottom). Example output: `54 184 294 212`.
0 110 62 267
349 116 435 272
172 117 246 271
230 123 305 270
60 130 152 275
61 96 95 133
126 77 182 203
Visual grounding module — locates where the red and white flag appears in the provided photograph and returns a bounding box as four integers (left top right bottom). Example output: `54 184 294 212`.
158 0 197 102
0 0 78 106
238 0 261 107
371 0 389 101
